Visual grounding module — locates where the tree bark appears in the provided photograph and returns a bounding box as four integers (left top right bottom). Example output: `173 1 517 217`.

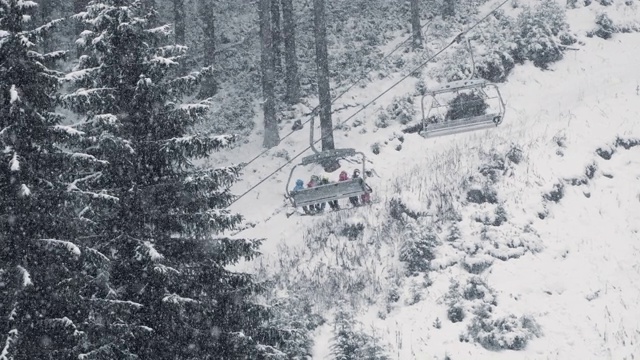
198 0 217 98
313 0 335 152
174 0 185 45
271 0 282 72
281 0 300 105
410 0 423 50
260 0 280 148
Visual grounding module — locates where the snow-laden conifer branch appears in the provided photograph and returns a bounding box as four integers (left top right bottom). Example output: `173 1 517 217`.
16 265 32 287
183 166 241 190
30 18 64 39
134 240 164 261
208 237 263 266
61 88 116 113
37 239 81 256
64 65 102 82
0 329 18 360
160 134 237 159
162 293 199 304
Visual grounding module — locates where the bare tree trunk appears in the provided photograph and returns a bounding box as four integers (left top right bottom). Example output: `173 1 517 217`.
271 0 283 72
281 0 300 105
410 0 423 50
260 0 280 148
442 0 455 19
198 0 217 98
174 0 185 44
313 0 335 152
173 0 186 73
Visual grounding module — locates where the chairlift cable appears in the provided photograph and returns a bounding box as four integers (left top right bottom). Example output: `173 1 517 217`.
239 19 435 169
228 0 510 208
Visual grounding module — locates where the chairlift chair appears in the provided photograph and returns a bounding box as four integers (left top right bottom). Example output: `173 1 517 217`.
285 114 371 212
285 149 369 211
419 36 506 138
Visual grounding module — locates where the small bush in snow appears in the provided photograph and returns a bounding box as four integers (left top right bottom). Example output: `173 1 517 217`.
414 78 428 96
467 314 541 350
466 186 498 204
371 142 381 155
592 13 617 39
598 0 613 5
506 145 524 164
341 222 366 241
400 222 438 275
375 112 390 128
446 92 488 121
543 183 565 203
513 1 576 69
330 307 391 360
386 95 416 125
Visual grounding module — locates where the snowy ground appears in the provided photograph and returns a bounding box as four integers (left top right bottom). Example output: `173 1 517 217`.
208 2 640 358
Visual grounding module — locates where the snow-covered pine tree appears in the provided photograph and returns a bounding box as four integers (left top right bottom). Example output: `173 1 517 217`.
0 1 114 358
63 1 283 358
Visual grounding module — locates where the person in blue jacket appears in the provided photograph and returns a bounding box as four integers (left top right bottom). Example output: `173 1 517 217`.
291 179 311 214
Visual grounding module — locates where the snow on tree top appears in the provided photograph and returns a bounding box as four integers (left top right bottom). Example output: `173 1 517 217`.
17 265 32 287
19 184 30 197
9 152 19 171
53 124 85 136
9 85 19 103
39 239 82 256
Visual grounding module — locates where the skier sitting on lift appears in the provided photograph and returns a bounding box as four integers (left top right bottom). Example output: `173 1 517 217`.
291 179 311 214
339 171 359 207
351 169 372 204
307 175 325 213
321 176 340 211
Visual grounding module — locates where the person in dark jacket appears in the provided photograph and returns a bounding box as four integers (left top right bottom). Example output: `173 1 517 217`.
352 169 371 204
340 170 359 207
321 176 340 210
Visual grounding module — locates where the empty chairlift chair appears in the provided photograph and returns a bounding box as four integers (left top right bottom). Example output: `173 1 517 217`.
420 79 505 138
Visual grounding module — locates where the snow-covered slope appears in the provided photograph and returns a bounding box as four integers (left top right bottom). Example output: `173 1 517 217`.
212 2 640 358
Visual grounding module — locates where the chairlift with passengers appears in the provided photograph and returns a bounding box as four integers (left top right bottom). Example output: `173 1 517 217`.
420 35 506 138
285 114 371 214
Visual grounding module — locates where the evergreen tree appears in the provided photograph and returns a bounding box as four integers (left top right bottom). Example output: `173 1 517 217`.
63 1 283 358
330 307 389 360
0 1 114 358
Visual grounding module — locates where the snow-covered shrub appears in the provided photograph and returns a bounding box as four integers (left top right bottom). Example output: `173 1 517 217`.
466 314 541 350
446 92 488 121
371 142 382 155
385 95 416 125
341 221 366 241
330 307 391 360
591 13 617 39
263 294 323 358
399 221 438 275
375 111 390 128
513 1 576 69
598 0 613 5
543 182 565 203
466 186 498 204
414 78 428 96
506 145 524 164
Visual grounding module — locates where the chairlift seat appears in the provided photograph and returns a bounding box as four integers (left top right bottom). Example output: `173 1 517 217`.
422 113 500 138
301 148 356 166
290 179 366 208
427 79 489 95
